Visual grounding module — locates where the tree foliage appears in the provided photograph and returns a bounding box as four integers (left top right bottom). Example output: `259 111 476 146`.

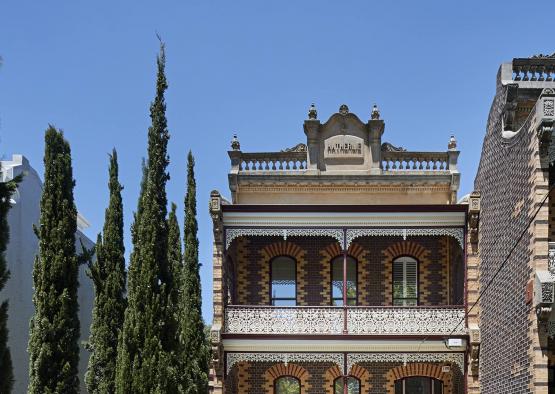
86 150 126 394
179 152 209 392
28 126 81 394
116 42 178 393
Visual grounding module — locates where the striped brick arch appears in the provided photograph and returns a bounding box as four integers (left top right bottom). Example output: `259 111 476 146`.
324 364 372 394
258 242 308 304
320 242 369 305
264 363 311 393
381 241 431 305
385 363 452 394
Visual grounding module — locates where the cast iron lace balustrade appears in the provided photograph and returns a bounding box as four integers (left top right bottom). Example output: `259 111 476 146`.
224 305 466 336
381 151 450 172
238 152 308 173
225 306 344 335
347 306 465 335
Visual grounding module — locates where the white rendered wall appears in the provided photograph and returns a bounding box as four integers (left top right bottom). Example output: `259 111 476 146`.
0 155 94 394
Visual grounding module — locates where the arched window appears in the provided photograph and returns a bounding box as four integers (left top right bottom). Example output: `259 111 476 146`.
271 256 296 306
334 376 361 393
331 256 357 306
274 376 300 394
394 376 443 394
392 256 418 306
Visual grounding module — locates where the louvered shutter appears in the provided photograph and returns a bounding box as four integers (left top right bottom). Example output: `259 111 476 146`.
393 257 418 306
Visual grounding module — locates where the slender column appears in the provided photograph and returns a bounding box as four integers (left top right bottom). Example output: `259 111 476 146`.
343 228 348 334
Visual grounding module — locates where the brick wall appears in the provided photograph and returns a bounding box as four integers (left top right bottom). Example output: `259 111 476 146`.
230 236 463 306
226 361 463 393
473 69 549 392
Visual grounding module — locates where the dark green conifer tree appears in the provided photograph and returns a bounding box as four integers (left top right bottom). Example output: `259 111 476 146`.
0 164 21 394
180 151 209 393
167 202 182 389
115 42 177 393
85 149 126 394
28 126 81 394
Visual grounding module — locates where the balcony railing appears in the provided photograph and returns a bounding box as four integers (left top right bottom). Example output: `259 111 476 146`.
238 152 308 173
224 305 466 336
381 151 451 172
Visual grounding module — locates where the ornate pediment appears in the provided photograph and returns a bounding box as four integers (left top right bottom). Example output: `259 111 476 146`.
281 143 307 153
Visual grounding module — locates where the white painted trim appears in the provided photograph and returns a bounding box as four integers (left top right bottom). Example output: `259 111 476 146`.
222 338 467 353
223 211 466 227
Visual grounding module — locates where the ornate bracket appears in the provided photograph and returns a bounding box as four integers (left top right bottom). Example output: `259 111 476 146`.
468 191 481 245
210 324 223 374
345 228 464 249
502 84 519 131
468 325 480 375
346 352 465 376
225 228 344 250
534 270 555 321
226 352 344 375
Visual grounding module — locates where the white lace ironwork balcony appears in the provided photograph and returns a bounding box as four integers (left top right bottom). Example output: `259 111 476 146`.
224 305 466 336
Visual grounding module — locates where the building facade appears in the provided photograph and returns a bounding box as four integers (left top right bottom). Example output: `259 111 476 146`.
209 104 476 393
0 154 95 394
473 57 555 393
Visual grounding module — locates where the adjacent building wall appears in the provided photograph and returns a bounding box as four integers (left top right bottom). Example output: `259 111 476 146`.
474 69 549 393
0 155 94 394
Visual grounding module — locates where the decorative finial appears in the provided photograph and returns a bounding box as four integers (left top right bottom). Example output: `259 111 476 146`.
339 104 349 115
371 104 380 120
231 134 241 151
448 135 457 150
308 103 317 120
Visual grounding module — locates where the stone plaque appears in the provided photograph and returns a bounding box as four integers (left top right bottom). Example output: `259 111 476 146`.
324 135 364 159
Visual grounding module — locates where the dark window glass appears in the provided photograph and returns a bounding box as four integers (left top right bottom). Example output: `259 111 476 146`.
393 257 418 306
334 376 360 393
331 256 357 306
271 256 296 306
395 377 443 394
275 376 300 394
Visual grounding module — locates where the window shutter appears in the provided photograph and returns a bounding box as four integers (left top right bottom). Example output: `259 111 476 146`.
393 257 418 306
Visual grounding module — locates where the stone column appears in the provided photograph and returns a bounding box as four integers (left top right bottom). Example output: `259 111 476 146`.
367 118 384 175
304 118 321 173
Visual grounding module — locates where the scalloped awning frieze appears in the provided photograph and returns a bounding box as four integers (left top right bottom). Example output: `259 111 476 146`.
346 228 464 249
225 228 344 249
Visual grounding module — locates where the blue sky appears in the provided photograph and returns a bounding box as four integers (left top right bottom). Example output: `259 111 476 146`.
1 1 553 322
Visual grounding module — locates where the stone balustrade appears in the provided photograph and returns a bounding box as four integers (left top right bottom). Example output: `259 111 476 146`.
381 151 451 172
513 57 555 82
237 152 307 173
224 305 466 336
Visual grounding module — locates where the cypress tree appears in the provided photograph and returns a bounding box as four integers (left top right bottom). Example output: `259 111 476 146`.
167 202 182 389
85 149 126 394
28 126 80 393
116 42 177 393
0 164 21 394
180 151 209 393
